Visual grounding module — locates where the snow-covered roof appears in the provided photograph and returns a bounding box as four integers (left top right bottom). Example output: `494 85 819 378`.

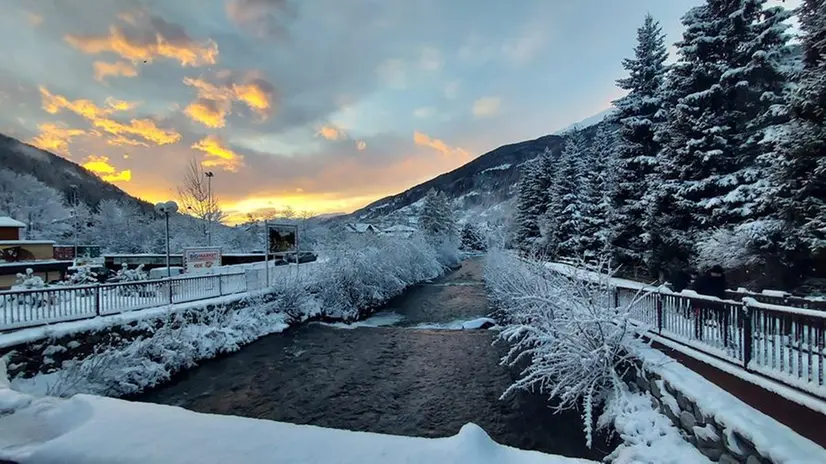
0 217 25 228
346 223 379 233
383 225 417 232
0 240 55 245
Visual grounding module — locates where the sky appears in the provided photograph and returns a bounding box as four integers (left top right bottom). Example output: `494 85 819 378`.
0 0 800 223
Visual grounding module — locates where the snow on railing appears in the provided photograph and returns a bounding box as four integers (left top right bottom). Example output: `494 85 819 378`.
0 263 316 331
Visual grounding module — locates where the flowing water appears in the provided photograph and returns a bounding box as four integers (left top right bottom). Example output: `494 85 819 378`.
136 258 614 460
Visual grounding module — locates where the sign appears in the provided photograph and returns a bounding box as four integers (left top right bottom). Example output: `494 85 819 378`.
74 246 103 266
267 223 298 254
183 247 222 274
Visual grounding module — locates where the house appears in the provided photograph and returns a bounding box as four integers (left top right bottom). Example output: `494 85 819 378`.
0 216 25 240
0 216 72 289
344 223 380 234
382 225 417 238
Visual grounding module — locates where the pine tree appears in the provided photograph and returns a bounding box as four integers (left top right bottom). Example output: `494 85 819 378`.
610 14 669 270
773 0 826 255
544 129 589 258
418 188 456 239
513 148 554 255
582 124 619 258
654 0 793 265
460 222 487 251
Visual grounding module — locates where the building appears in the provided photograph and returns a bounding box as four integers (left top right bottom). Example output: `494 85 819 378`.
382 225 417 238
344 223 380 234
0 216 72 289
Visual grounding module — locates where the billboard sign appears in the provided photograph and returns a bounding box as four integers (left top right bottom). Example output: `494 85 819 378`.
267 223 298 254
183 247 222 274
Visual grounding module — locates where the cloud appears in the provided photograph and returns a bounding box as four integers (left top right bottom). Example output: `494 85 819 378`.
316 124 344 141
29 123 88 156
472 97 501 118
39 86 180 145
25 11 44 27
82 155 132 182
191 135 245 172
225 0 291 37
64 15 218 67
413 107 435 119
93 61 138 82
182 74 275 127
413 131 470 158
444 81 459 100
501 29 546 65
356 140 367 151
377 59 407 89
419 47 442 71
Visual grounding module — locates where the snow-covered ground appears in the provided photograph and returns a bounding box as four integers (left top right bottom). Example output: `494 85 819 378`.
0 383 594 464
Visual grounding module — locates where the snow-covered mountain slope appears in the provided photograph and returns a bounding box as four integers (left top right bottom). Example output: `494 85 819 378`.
552 108 616 135
342 123 602 228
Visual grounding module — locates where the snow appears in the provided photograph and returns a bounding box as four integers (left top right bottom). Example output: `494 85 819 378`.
481 163 512 174
412 317 497 330
634 343 826 463
0 259 70 268
0 217 26 228
0 240 55 245
600 385 710 464
0 384 594 464
318 311 404 329
552 108 616 135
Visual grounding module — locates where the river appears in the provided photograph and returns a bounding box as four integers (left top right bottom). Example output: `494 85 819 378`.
136 258 615 460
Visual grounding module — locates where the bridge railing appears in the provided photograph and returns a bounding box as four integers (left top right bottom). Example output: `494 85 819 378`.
616 284 826 399
0 269 268 331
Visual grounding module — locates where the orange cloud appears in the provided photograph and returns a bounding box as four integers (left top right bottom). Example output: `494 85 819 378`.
316 124 344 141
182 76 273 126
413 131 470 158
191 135 244 172
65 24 218 67
82 155 132 182
29 123 87 156
93 61 138 82
184 100 229 128
38 86 180 145
107 135 148 147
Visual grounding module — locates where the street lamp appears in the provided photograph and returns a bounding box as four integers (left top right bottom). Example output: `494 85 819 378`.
205 171 214 247
70 185 79 263
154 201 179 278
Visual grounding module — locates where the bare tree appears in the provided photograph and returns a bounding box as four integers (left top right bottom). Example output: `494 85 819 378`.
177 158 225 243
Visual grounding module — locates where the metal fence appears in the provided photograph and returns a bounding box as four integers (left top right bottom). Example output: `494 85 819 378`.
0 271 261 331
618 285 826 399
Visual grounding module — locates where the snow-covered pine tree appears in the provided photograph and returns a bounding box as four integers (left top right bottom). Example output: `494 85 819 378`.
582 124 619 258
609 14 669 271
460 222 487 251
418 188 457 240
514 148 554 255
545 129 589 258
654 0 793 265
773 0 826 256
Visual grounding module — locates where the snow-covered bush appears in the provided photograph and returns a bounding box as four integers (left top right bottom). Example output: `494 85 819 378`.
694 219 785 271
314 233 444 321
485 249 637 448
110 263 148 283
62 266 98 286
13 268 46 290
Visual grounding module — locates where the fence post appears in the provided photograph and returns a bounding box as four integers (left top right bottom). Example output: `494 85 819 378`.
168 279 174 305
95 284 101 316
742 300 753 371
613 287 619 308
656 292 663 333
218 274 224 296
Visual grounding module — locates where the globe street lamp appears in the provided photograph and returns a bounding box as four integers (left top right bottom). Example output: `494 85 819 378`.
205 171 214 247
154 201 179 278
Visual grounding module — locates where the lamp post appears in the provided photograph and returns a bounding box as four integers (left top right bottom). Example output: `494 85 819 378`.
205 171 214 247
154 201 179 278
70 185 78 263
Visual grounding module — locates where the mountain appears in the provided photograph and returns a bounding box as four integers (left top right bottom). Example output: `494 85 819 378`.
0 133 152 211
552 108 615 135
344 122 604 228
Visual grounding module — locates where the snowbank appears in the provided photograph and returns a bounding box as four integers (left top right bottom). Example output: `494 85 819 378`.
634 344 826 463
0 387 594 464
412 317 497 330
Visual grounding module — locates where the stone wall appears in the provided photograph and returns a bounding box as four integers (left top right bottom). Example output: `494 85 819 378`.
629 366 770 464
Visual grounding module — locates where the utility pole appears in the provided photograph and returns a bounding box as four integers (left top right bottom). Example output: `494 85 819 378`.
154 201 179 278
205 171 214 247
71 185 79 263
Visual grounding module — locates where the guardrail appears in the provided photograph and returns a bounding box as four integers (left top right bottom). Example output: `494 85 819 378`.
0 271 260 331
617 285 826 399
